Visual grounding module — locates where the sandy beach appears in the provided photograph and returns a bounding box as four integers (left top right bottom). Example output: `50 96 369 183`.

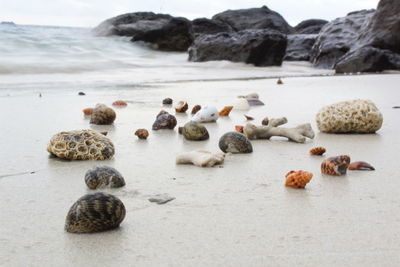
1 73 400 266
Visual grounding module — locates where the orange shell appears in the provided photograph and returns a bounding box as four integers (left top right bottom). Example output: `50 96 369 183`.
219 106 233 116
175 101 188 113
83 108 93 115
285 170 313 188
112 100 127 106
310 147 326 155
235 125 244 133
348 161 375 171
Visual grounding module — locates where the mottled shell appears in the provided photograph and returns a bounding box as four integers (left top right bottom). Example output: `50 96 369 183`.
83 108 93 116
321 155 351 175
162 98 173 105
191 105 201 115
47 130 115 160
219 106 233 116
65 192 126 233
175 101 188 113
310 147 326 156
285 170 313 188
135 129 149 139
90 104 116 125
152 111 177 130
348 161 375 171
182 121 209 141
218 132 253 153
84 166 125 189
112 100 127 106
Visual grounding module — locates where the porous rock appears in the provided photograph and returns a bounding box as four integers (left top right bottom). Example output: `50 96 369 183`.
90 104 116 125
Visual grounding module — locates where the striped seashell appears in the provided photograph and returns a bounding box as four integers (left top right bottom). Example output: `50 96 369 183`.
285 170 313 188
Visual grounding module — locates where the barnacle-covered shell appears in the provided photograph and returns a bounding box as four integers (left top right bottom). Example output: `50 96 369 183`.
83 108 93 116
162 98 173 105
285 170 313 188
182 121 209 141
65 192 126 233
219 106 233 116
309 147 326 156
152 110 177 130
47 130 115 160
321 155 351 175
192 106 219 123
175 101 188 113
135 129 149 139
90 104 116 125
218 132 253 153
112 100 127 106
191 105 201 115
85 166 125 189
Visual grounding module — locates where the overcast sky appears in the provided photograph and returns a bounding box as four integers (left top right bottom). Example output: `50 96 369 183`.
1 0 379 27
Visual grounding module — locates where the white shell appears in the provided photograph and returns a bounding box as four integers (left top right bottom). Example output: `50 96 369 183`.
192 105 219 122
233 98 250 111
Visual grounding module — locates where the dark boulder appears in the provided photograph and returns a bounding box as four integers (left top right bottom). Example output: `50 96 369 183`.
212 6 292 34
92 12 172 37
310 10 375 69
192 18 233 36
188 29 287 66
131 17 194 51
284 34 317 61
293 19 328 34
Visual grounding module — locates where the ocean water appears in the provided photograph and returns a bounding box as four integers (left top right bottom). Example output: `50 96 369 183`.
0 24 333 92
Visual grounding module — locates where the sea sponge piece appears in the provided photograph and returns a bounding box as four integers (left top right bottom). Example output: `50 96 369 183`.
47 129 115 160
285 170 313 188
176 150 225 167
90 104 116 125
316 99 383 133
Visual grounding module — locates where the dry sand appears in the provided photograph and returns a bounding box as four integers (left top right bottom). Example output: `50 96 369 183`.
0 74 400 266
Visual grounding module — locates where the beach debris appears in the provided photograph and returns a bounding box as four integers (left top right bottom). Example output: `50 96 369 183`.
191 105 201 115
112 100 127 106
246 98 265 106
148 193 175 205
243 117 315 143
90 104 116 125
162 98 173 105
100 131 108 136
152 110 177 130
65 192 126 233
39 93 42 97
192 105 219 123
135 128 149 139
348 161 375 171
261 116 269 125
178 126 183 134
235 125 244 133
277 78 283 84
78 92 86 96
233 98 250 110
182 121 209 141
176 150 225 167
321 155 351 175
309 147 326 156
316 99 383 133
244 114 254 120
219 106 234 116
219 132 253 153
47 129 115 160
285 170 313 188
393 106 400 109
175 101 188 113
238 93 259 99
85 166 125 189
83 108 93 116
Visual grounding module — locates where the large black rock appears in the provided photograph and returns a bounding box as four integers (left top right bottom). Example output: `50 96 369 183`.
212 6 292 33
188 29 287 66
284 34 317 61
293 19 328 34
192 18 233 36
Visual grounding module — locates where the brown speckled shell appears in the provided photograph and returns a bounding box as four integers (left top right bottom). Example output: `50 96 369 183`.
321 155 351 175
135 129 149 139
191 105 201 115
219 106 233 116
90 104 116 125
310 147 326 156
285 170 313 188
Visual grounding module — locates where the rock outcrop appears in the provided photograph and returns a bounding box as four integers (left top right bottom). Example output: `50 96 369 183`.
192 18 233 36
284 34 317 61
293 19 328 34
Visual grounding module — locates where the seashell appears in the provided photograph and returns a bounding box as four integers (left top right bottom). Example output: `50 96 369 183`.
246 98 265 106
238 93 259 99
309 147 326 156
348 161 375 171
176 150 225 167
191 105 201 115
83 108 93 116
261 116 269 125
152 110 177 130
178 126 183 134
244 114 254 121
321 155 351 175
219 132 253 153
182 121 209 141
162 98 173 105
219 106 233 116
78 92 86 96
233 98 250 111
285 170 312 188
235 125 244 133
393 106 400 109
47 129 115 160
175 101 188 113
84 166 125 189
65 192 126 233
90 104 116 125
100 131 108 136
277 78 283 85
135 128 149 139
192 106 219 123
112 100 127 106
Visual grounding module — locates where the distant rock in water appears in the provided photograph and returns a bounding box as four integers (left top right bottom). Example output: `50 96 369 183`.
284 34 317 61
1 21 16 26
212 6 292 34
293 19 328 34
192 18 233 36
188 29 287 66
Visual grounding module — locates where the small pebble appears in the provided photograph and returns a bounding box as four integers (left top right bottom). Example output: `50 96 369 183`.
78 92 86 96
148 194 175 205
162 98 173 105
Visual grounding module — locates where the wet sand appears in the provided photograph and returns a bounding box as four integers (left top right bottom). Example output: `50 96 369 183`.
1 74 400 266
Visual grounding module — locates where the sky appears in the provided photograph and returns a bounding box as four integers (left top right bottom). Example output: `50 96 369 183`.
0 0 379 28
